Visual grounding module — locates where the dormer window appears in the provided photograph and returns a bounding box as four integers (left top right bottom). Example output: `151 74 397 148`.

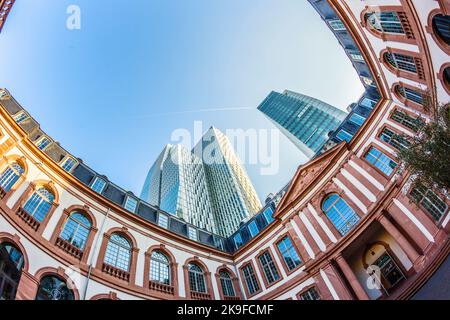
248 221 259 237
90 177 106 194
348 50 364 62
188 226 197 241
124 196 138 213
36 136 51 150
234 233 243 248
328 19 346 31
360 97 377 109
13 112 29 124
60 156 78 172
158 213 169 229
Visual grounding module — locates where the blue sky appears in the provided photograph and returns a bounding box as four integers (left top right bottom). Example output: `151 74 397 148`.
0 0 364 201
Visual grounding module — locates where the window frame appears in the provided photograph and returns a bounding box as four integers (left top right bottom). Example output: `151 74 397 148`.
409 185 449 223
363 145 398 178
248 220 259 238
336 129 354 143
90 177 107 194
124 196 138 213
60 156 78 173
157 213 169 229
239 261 262 298
256 249 282 288
321 193 360 236
35 136 52 151
349 113 366 126
274 234 303 275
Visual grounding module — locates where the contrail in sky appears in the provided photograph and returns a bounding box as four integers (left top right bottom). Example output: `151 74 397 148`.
127 107 254 118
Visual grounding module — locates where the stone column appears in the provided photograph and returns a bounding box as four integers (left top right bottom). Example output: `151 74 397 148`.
377 214 420 263
335 254 369 300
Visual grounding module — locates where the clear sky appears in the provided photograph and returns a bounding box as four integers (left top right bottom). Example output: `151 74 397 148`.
0 0 364 201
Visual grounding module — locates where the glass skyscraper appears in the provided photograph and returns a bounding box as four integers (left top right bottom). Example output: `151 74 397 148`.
140 144 217 233
142 127 262 237
193 127 262 237
258 90 347 158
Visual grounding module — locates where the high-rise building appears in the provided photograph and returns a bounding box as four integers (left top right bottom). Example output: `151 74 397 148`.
142 127 262 237
257 90 347 158
140 144 216 233
193 127 262 237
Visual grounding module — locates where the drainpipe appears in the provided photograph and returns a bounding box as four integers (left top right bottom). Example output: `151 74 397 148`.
82 207 110 300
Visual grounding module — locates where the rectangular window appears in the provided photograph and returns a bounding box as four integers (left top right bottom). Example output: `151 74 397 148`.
258 251 280 284
410 185 448 221
242 264 260 295
36 137 51 150
371 11 405 34
90 177 107 194
379 127 410 150
234 233 243 248
299 288 321 300
336 129 353 142
124 197 138 213
391 53 417 73
13 112 29 124
188 226 197 241
61 157 77 172
364 147 398 176
391 109 423 132
401 87 425 106
158 213 169 229
348 50 365 62
360 97 377 109
248 221 259 237
263 206 274 224
349 113 366 126
277 236 302 271
328 19 346 31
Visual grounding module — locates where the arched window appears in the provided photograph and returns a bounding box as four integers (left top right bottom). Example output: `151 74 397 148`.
432 14 450 46
35 275 74 300
188 263 206 293
322 194 360 236
0 243 24 300
219 270 236 297
384 52 418 74
104 233 131 272
22 187 54 223
365 11 404 34
149 250 170 285
0 163 24 193
395 85 426 106
59 212 92 251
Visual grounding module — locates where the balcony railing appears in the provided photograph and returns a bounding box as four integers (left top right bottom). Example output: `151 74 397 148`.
55 237 83 260
149 280 175 295
102 263 130 282
190 291 211 300
224 296 240 301
16 207 40 231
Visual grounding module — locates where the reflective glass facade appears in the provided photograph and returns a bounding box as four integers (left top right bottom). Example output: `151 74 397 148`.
141 145 217 234
257 91 347 158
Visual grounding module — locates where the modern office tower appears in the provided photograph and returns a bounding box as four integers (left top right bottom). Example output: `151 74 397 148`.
258 90 347 158
193 127 262 237
140 144 217 233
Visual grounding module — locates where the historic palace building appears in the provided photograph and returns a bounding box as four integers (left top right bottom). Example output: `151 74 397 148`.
0 0 449 300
